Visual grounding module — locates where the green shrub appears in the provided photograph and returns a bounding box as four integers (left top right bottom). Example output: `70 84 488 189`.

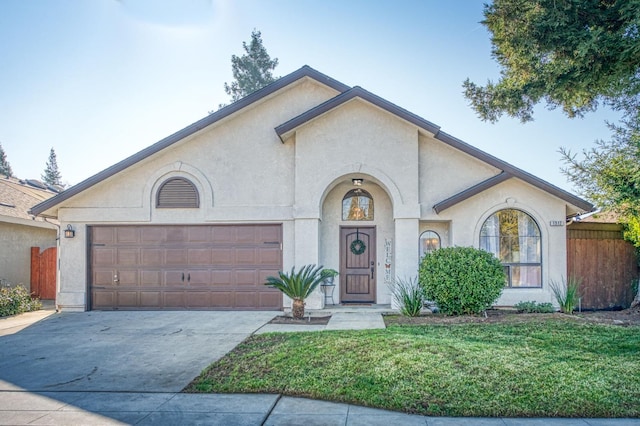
514 300 555 313
550 276 581 314
389 276 423 317
418 246 505 315
0 284 42 317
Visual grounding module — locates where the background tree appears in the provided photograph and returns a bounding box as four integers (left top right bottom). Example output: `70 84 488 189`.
218 29 279 108
463 0 640 123
0 143 13 177
42 148 62 186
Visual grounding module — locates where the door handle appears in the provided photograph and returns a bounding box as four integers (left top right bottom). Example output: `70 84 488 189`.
371 267 374 279
181 272 185 282
113 274 119 284
187 273 191 282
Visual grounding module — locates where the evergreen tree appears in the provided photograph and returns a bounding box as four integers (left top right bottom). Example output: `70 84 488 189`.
219 29 279 108
0 143 13 177
42 148 62 186
463 0 640 123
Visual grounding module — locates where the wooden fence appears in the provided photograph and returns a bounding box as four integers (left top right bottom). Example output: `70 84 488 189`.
567 222 638 310
30 246 57 300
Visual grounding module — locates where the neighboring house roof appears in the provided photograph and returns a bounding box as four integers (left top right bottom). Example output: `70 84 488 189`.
0 177 59 229
30 65 594 217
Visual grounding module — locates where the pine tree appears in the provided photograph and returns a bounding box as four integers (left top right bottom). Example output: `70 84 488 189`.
42 148 62 186
219 29 279 108
0 143 13 177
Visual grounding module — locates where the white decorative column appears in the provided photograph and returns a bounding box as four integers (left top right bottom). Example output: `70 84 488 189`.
293 216 324 309
394 218 420 281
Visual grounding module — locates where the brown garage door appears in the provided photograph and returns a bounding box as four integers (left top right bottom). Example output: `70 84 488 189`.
89 224 283 310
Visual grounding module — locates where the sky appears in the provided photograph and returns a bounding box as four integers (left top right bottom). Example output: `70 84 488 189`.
0 0 621 194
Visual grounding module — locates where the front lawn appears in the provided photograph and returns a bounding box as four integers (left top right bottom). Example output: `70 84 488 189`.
186 318 640 417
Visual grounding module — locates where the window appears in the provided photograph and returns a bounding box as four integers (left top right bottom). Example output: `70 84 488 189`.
156 177 199 208
480 209 541 287
419 230 441 258
342 189 374 221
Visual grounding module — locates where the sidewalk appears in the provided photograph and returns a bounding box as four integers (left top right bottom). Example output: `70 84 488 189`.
1 391 638 425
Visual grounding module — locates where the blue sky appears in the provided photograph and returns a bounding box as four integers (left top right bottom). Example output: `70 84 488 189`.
0 0 620 193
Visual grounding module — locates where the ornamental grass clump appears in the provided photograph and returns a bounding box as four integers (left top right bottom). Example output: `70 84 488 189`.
550 276 581 314
0 283 42 317
264 264 325 319
389 276 424 317
418 247 505 315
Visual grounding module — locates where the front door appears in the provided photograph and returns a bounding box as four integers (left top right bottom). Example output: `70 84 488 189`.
340 226 376 303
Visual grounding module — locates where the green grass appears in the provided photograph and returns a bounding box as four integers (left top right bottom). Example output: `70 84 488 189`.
186 319 640 417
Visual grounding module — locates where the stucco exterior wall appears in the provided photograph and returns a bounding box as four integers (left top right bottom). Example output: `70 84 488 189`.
0 222 56 290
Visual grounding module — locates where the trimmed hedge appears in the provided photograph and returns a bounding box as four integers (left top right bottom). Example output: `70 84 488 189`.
419 246 505 315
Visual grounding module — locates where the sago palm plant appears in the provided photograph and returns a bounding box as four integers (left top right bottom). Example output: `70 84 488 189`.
265 264 325 319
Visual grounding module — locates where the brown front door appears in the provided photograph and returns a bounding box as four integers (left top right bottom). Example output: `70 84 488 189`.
340 226 376 303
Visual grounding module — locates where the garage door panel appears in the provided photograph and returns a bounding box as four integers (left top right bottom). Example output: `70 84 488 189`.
186 292 211 308
165 249 187 265
116 227 139 244
94 270 115 286
164 292 185 308
90 224 282 310
188 270 211 286
141 249 163 266
235 248 256 264
211 249 234 265
236 270 258 286
117 291 138 307
141 270 161 286
188 249 211 265
140 292 161 307
211 270 232 285
118 270 139 286
93 248 115 266
117 248 139 265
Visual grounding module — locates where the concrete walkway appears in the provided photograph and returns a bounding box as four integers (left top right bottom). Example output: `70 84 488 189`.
1 308 638 425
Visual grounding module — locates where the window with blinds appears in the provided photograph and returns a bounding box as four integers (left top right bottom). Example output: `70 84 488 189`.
156 177 200 208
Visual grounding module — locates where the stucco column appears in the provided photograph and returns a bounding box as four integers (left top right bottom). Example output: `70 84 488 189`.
394 217 420 282
293 217 324 310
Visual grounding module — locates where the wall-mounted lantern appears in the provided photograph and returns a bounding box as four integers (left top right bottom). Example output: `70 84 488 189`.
64 224 75 238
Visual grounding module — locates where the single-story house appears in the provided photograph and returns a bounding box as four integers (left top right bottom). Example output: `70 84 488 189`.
0 177 58 292
31 66 593 312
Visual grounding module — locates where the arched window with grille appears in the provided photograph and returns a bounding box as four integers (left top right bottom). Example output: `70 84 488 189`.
342 189 374 221
479 209 541 287
156 177 200 208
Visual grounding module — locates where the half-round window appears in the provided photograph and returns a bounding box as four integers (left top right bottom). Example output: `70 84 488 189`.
156 177 199 208
480 209 541 288
419 230 441 258
342 189 374 221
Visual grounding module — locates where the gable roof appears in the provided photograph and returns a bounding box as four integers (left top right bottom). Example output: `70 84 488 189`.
31 65 593 217
0 177 58 228
274 85 593 212
30 66 350 217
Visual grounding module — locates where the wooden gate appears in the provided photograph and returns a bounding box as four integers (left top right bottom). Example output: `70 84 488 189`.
567 222 638 309
31 247 57 300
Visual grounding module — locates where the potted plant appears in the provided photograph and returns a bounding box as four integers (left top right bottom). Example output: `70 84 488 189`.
320 268 339 285
264 264 325 319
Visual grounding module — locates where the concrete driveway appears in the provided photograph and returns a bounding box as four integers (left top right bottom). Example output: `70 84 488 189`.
0 310 277 393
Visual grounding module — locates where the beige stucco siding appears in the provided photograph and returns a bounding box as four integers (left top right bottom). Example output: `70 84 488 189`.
0 222 56 290
419 134 500 217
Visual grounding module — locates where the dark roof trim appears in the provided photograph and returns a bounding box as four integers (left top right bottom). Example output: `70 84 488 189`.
434 131 593 212
275 86 441 141
30 65 350 216
433 172 513 214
